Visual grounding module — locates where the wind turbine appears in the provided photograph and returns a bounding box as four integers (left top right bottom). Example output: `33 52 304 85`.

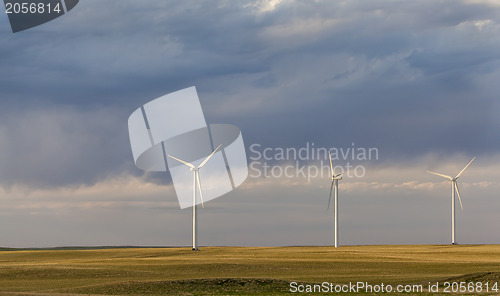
168 144 222 251
327 151 343 248
427 157 476 245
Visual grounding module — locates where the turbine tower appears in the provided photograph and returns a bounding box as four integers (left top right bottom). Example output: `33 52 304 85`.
427 157 476 245
327 151 343 248
168 144 222 251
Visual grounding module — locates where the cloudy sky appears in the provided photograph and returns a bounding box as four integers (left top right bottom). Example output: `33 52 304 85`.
1 0 499 248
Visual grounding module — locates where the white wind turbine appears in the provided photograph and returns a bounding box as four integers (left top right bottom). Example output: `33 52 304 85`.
327 151 343 248
168 144 222 251
427 157 476 245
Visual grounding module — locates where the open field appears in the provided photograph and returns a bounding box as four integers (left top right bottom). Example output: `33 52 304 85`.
0 245 499 295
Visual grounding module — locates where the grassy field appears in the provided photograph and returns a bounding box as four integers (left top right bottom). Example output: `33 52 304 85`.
0 245 499 295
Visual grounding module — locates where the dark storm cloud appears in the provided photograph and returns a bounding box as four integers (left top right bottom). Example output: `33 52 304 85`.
0 105 135 187
1 0 500 188
205 0 500 158
0 0 269 106
0 0 499 248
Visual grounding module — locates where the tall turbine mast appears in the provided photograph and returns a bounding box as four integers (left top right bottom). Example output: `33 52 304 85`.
427 157 475 245
328 151 343 248
168 144 222 250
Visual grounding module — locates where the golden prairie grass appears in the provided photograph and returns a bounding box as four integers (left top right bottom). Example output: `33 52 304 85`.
0 245 499 295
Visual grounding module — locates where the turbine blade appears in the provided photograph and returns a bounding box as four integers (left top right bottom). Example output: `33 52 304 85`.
455 157 476 179
427 171 453 180
327 180 334 211
329 150 334 178
455 182 464 211
168 155 195 169
198 144 222 168
196 171 205 208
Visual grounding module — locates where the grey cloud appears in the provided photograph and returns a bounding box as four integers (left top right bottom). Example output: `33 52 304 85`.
0 105 133 187
0 0 500 246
